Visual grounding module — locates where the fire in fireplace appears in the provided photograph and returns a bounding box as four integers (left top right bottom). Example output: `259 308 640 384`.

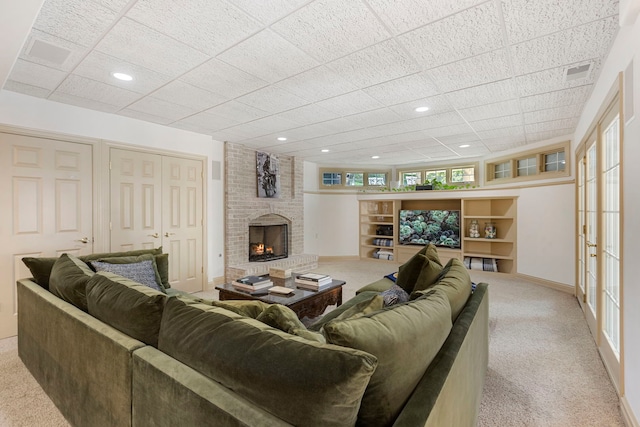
249 224 288 262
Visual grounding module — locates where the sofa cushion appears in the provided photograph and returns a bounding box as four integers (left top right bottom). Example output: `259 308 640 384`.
396 246 443 293
21 247 163 290
411 257 472 321
91 253 165 292
90 259 164 292
331 294 384 321
355 277 395 294
86 271 167 347
205 299 271 318
158 297 378 427
255 304 326 343
308 291 381 332
49 253 95 311
322 289 453 427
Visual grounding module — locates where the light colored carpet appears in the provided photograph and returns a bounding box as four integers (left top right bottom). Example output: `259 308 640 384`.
0 260 624 426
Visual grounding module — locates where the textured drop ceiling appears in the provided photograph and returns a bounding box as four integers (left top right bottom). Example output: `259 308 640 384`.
4 0 619 166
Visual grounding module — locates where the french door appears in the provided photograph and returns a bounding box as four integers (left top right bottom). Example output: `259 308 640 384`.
576 96 623 393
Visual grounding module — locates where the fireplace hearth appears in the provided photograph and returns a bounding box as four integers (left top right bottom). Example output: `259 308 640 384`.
249 224 288 262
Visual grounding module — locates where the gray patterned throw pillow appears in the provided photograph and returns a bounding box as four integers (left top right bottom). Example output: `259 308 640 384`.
90 260 163 292
380 284 410 307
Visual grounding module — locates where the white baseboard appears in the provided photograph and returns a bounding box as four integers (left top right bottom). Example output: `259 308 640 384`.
514 273 574 294
317 255 360 262
205 276 225 290
621 396 640 427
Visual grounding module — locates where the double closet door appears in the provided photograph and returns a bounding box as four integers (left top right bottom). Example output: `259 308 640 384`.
110 148 204 293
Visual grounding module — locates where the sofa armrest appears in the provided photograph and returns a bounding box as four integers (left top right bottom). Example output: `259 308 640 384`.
17 279 146 427
393 282 489 427
132 346 292 427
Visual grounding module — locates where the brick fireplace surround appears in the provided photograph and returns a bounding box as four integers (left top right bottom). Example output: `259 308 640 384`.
224 143 317 280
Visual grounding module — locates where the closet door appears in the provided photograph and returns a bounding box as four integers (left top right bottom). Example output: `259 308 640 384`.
162 156 204 292
0 132 93 338
110 148 162 251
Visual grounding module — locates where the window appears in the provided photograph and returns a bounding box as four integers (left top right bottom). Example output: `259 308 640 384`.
346 172 364 186
486 141 570 184
451 167 475 183
516 157 537 176
494 161 511 179
401 172 421 186
322 172 342 186
368 173 387 186
544 150 566 172
319 168 390 190
425 169 447 184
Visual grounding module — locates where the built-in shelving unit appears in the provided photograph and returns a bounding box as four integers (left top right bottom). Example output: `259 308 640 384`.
358 195 517 273
359 200 399 261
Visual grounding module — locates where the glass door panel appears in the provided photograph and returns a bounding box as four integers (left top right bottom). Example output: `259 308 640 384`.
577 155 586 300
585 142 598 322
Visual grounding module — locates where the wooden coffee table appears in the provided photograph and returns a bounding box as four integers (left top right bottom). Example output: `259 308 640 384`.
215 276 344 319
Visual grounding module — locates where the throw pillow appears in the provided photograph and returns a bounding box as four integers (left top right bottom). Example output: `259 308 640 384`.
322 289 453 427
395 252 427 293
411 257 471 321
256 304 326 343
425 243 443 267
158 297 377 427
154 253 170 289
93 254 164 292
384 271 397 282
90 260 164 292
21 257 58 290
49 253 95 311
86 271 167 347
380 284 410 306
21 247 163 290
411 257 444 294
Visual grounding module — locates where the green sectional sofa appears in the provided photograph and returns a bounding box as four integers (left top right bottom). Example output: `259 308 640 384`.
17 245 489 427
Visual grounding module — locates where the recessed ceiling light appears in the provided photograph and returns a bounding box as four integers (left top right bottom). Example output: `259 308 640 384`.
277 137 287 141
371 155 380 159
415 106 429 112
112 72 133 81
459 144 470 148
321 149 329 153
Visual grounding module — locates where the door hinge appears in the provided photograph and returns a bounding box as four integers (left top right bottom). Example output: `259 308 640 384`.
583 225 586 234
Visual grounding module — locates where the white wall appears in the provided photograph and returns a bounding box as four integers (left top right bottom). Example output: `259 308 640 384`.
516 184 575 285
573 13 640 424
0 90 226 281
304 192 360 257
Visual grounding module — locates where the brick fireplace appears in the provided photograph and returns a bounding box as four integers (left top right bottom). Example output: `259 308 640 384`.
224 143 317 280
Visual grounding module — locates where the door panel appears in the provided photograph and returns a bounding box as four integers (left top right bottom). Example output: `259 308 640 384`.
0 133 93 338
585 141 598 337
162 156 203 292
110 149 162 251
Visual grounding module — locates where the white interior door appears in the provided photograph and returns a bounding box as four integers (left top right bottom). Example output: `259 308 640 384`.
576 152 587 308
0 132 93 338
162 156 204 292
110 148 162 251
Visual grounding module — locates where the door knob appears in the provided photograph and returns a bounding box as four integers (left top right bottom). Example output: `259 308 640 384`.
164 232 176 237
148 233 159 238
75 237 89 244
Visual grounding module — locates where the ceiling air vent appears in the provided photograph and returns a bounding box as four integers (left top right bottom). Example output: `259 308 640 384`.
564 63 592 81
27 39 71 66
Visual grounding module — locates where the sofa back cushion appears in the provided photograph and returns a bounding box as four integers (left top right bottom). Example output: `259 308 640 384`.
322 289 453 427
49 253 95 311
158 297 377 427
86 271 167 346
412 257 472 321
